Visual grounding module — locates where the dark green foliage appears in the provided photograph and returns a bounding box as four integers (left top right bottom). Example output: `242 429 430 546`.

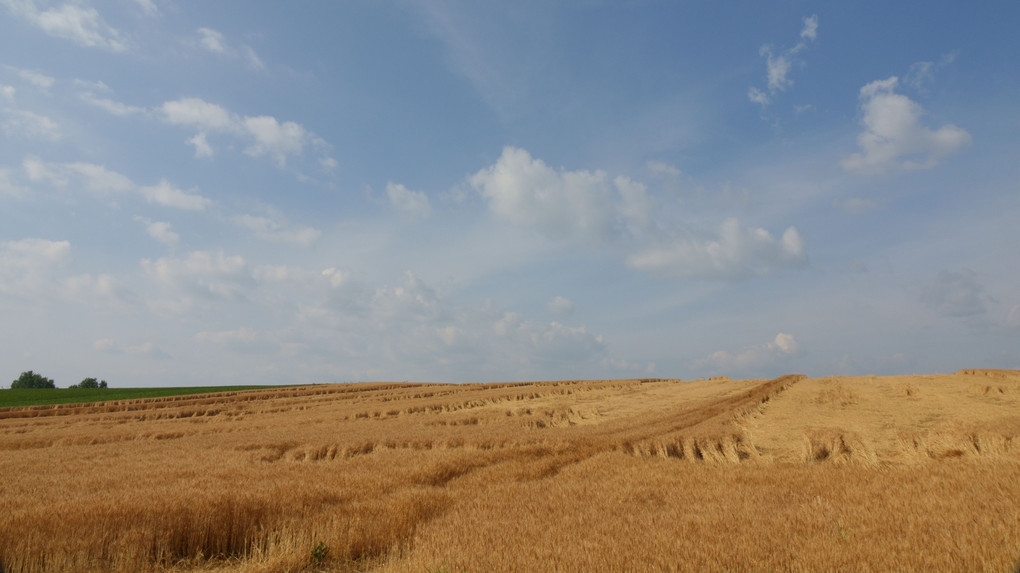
69 377 106 389
311 540 329 565
0 385 281 408
10 371 55 389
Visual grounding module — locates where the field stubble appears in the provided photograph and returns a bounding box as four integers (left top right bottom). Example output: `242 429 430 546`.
1 372 1019 572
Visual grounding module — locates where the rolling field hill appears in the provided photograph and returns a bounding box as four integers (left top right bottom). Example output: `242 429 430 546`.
1 371 1018 572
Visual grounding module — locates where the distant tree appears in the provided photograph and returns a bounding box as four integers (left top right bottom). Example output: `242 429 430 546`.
68 378 109 389
11 371 56 389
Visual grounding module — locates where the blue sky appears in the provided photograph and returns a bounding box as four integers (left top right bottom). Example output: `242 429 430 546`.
1 1 1018 386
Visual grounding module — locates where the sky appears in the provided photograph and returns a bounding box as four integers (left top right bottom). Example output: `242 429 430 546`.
1 1 1018 387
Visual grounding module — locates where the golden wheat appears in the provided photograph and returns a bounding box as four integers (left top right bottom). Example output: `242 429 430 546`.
1 371 1019 572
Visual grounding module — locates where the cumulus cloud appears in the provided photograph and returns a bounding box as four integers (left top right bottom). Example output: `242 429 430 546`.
386 182 432 217
547 295 574 315
749 15 817 109
292 269 615 380
0 237 71 298
469 147 805 281
142 250 254 305
1 0 127 51
159 97 329 169
135 216 179 248
160 97 238 132
841 77 971 174
187 133 214 158
243 115 312 167
231 212 321 246
469 146 654 241
696 333 800 373
626 218 806 279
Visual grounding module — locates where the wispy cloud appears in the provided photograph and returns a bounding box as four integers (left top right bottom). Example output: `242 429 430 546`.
748 15 818 109
1 0 128 51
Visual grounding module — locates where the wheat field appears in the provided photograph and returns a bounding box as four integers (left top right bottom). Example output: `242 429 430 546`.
1 370 1019 572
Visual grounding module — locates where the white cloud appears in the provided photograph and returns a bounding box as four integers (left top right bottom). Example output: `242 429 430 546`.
243 115 311 167
626 218 806 279
195 27 265 71
62 272 124 301
242 45 265 71
22 159 133 193
93 338 115 351
135 216 179 248
138 179 211 211
159 97 330 170
22 156 59 184
749 15 817 108
231 213 321 246
80 92 146 116
801 15 818 40
2 0 127 51
386 182 432 217
197 27 227 53
320 157 338 173
547 295 574 315
762 46 794 94
123 342 167 358
16 68 54 89
0 237 70 266
3 110 62 140
64 162 135 193
469 147 804 281
747 86 770 108
142 250 254 302
469 146 653 241
22 158 211 210
841 77 971 174
0 85 14 101
0 237 71 297
187 132 214 158
320 267 347 287
696 333 800 373
160 97 239 132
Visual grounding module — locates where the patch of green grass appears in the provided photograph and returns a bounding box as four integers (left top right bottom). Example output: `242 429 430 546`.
0 386 285 408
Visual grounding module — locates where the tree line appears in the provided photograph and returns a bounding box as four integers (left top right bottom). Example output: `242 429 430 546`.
9 371 108 389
